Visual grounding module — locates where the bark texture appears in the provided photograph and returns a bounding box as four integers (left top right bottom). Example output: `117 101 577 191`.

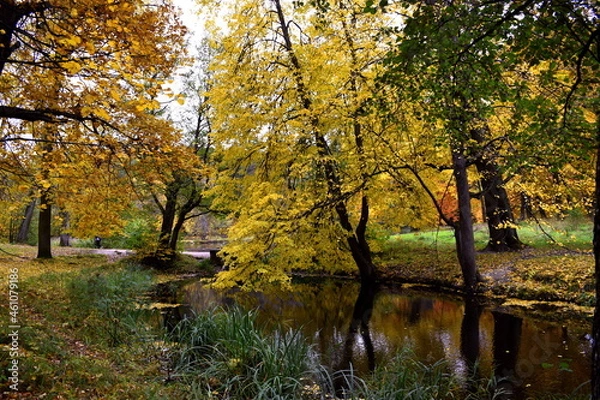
16 198 36 243
470 127 523 251
452 148 479 292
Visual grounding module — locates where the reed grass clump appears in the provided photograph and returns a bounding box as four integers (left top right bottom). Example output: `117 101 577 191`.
167 306 314 399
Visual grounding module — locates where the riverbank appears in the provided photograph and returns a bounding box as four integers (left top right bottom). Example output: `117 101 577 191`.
0 231 594 398
375 221 595 324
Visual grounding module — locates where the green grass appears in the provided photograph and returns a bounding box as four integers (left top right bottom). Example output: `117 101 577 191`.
168 306 314 400
375 218 596 309
382 217 593 253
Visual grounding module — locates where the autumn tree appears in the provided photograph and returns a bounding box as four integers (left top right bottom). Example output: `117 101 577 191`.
503 1 599 396
204 0 400 288
0 0 187 257
386 0 599 393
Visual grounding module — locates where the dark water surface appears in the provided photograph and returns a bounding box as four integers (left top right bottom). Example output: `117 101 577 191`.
169 279 592 399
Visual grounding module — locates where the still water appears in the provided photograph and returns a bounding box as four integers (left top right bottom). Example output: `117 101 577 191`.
167 279 592 399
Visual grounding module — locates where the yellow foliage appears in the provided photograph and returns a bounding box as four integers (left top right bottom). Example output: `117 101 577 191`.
205 0 406 289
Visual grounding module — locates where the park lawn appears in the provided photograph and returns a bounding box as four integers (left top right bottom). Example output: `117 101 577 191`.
377 219 596 320
0 246 188 399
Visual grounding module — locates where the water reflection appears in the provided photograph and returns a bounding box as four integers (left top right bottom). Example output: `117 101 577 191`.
332 282 377 395
167 279 591 399
493 311 523 399
461 296 482 394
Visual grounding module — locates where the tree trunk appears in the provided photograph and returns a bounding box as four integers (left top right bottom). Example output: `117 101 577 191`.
452 147 479 292
59 211 71 247
37 134 53 259
16 198 36 243
478 170 522 251
335 197 376 283
592 122 600 400
158 184 178 253
170 214 185 251
37 189 52 258
470 127 523 251
520 192 534 221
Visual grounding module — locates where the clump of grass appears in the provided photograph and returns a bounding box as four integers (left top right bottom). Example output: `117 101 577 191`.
167 306 315 399
66 265 154 346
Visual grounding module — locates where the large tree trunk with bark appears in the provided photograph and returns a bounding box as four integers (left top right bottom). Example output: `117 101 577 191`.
470 127 523 252
452 148 479 292
336 195 376 284
37 136 53 259
16 198 36 243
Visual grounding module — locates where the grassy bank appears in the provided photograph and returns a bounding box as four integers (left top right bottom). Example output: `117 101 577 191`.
377 219 595 319
0 249 516 399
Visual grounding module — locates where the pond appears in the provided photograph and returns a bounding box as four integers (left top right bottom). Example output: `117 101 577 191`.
164 279 592 399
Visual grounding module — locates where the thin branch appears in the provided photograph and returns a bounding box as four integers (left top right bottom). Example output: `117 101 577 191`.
562 27 599 123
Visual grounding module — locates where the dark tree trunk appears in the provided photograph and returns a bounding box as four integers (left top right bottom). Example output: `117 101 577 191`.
452 148 479 292
37 136 53 259
37 190 52 258
520 192 534 221
16 198 36 243
592 123 600 400
59 211 71 247
170 190 205 251
170 214 185 251
335 195 376 284
470 127 523 251
158 183 179 254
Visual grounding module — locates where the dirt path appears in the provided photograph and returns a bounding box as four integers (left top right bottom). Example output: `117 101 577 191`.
89 248 212 261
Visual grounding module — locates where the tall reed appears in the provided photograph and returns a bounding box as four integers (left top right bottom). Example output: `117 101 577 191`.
167 306 315 399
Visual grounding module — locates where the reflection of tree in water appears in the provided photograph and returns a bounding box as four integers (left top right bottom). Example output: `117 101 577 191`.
461 300 524 399
331 282 379 396
493 311 523 399
460 296 482 395
408 297 434 325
